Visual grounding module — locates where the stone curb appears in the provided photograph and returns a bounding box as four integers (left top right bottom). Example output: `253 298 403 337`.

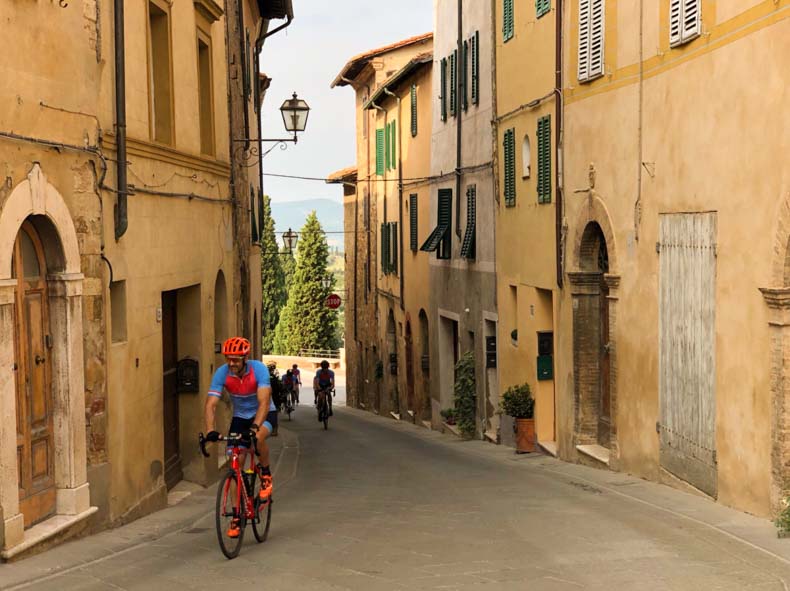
0 428 297 590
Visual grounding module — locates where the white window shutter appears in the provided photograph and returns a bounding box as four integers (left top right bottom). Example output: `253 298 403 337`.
682 0 700 41
589 0 605 79
669 0 682 46
578 0 590 81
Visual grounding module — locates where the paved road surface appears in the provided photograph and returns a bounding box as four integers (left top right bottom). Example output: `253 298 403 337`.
5 407 790 590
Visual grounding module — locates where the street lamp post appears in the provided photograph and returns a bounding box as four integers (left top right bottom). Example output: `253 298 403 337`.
282 228 298 253
321 276 332 289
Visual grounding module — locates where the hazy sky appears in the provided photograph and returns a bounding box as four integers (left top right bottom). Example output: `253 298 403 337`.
258 1 433 204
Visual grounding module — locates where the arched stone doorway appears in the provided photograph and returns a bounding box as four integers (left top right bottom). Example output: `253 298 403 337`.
568 205 620 465
405 320 415 414
386 309 397 414
0 165 94 555
418 309 430 421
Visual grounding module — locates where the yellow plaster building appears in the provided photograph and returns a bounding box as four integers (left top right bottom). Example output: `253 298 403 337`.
0 0 290 557
494 0 560 450
557 0 790 516
332 33 433 416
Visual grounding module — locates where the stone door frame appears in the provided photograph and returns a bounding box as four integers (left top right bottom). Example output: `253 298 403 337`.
568 197 621 467
0 164 93 555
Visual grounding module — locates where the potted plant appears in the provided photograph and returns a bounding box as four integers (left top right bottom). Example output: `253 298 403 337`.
440 407 456 425
500 383 536 453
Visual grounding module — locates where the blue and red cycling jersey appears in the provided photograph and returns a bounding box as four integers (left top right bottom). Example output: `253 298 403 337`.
208 360 275 419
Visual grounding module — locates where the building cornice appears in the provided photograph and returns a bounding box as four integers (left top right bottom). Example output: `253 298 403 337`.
103 134 231 178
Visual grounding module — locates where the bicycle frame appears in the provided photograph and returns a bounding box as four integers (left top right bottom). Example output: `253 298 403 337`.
200 434 261 520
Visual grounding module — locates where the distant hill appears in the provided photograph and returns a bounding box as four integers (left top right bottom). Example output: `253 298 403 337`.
270 198 344 251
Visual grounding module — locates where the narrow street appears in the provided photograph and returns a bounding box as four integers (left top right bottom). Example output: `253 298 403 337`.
4 403 790 590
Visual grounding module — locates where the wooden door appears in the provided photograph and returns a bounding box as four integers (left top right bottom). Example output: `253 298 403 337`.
598 278 611 446
13 222 56 528
658 212 717 497
405 322 415 411
162 290 182 490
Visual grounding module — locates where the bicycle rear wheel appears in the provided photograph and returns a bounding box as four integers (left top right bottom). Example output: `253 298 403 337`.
322 400 329 430
215 471 245 559
287 393 292 420
251 474 273 543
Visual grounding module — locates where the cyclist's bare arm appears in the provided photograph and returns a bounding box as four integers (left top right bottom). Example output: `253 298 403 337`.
205 395 219 433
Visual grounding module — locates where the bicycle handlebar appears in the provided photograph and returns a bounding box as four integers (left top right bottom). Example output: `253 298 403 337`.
198 432 258 459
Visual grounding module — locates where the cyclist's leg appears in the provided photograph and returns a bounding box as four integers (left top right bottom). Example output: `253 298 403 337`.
256 411 277 499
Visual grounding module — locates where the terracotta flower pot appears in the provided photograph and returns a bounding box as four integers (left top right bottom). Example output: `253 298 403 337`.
515 418 536 453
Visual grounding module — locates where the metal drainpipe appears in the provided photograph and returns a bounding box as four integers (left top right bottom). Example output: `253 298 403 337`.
455 0 463 238
384 87 405 311
554 0 564 288
113 0 128 241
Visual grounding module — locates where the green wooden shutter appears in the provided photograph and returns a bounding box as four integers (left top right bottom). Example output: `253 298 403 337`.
461 185 476 259
440 58 447 122
409 194 418 251
411 85 418 137
390 120 396 169
462 41 469 112
449 51 457 116
537 116 552 204
471 31 480 105
536 0 550 18
376 128 384 176
384 122 391 171
380 223 386 271
438 188 452 259
504 128 516 206
503 0 514 42
391 222 398 274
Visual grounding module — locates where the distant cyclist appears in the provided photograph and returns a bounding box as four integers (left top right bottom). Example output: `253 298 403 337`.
313 360 335 415
282 369 295 405
291 364 302 404
204 337 275 537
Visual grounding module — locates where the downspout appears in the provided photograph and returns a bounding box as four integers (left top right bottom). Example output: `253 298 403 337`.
238 0 249 151
554 0 564 287
384 87 405 312
455 0 463 238
113 0 128 241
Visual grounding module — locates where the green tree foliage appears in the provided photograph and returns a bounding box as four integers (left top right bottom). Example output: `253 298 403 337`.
453 351 476 438
260 195 286 354
273 212 340 354
280 246 296 293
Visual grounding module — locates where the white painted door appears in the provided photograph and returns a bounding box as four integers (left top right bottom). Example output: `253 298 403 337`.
658 212 717 497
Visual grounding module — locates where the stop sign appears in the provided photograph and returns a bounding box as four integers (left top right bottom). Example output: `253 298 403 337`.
325 293 342 309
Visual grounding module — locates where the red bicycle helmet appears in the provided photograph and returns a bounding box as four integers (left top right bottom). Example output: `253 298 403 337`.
222 337 251 357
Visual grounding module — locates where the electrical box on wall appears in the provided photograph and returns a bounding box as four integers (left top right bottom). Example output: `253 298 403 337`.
177 357 200 393
389 353 398 375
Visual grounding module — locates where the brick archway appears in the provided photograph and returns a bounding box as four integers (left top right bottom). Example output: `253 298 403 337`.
760 191 790 514
0 164 95 556
568 197 621 468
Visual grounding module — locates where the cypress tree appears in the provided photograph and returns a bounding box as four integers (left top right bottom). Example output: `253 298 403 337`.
273 212 339 354
260 195 285 354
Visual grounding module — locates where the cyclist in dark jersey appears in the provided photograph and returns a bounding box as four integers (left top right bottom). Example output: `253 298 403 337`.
313 359 335 416
204 337 275 537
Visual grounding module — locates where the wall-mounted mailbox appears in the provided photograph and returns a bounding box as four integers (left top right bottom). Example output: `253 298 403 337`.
177 357 200 393
389 353 398 375
537 355 553 381
485 336 497 368
421 354 430 372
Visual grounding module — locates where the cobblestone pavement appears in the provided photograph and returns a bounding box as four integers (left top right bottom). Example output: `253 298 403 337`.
4 406 790 590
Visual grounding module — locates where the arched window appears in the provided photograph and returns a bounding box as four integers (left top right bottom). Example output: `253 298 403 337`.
522 134 531 178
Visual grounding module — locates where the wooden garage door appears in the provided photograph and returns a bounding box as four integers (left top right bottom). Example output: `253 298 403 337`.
658 212 717 497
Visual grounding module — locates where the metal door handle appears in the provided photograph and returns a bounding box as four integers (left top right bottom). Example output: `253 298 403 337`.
35 354 45 365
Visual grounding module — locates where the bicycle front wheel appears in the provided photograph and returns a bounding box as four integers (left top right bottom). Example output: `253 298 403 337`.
215 471 246 559
322 402 329 430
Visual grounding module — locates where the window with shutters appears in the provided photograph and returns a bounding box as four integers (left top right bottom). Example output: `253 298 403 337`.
147 0 174 144
503 128 516 207
670 0 700 47
420 189 452 260
461 185 476 259
536 0 550 18
409 194 418 251
577 0 605 83
375 128 384 176
522 134 531 178
503 0 514 42
410 85 418 137
381 223 389 273
449 51 457 117
440 58 448 122
471 31 480 105
384 123 391 171
537 116 552 203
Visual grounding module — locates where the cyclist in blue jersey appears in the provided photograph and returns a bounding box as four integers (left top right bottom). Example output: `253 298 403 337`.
313 359 335 415
204 337 275 532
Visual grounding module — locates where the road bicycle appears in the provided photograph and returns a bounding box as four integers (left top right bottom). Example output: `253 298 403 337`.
316 388 334 430
283 388 295 420
199 432 272 559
